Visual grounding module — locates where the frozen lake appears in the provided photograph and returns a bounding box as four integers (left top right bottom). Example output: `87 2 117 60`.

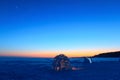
0 57 120 80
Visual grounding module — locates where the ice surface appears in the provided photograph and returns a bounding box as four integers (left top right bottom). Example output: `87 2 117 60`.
0 57 120 80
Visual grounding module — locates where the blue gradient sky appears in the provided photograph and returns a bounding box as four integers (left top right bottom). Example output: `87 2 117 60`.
0 0 120 56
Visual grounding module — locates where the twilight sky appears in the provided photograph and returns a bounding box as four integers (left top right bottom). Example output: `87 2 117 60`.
0 0 120 57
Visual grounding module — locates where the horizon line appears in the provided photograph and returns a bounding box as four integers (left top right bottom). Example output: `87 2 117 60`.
0 50 119 58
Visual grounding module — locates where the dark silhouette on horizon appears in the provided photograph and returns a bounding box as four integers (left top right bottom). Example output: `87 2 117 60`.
94 51 120 57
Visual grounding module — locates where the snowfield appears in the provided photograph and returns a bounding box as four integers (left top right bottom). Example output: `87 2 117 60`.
0 57 120 80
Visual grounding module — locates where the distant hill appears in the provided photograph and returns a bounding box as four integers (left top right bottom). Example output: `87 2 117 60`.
94 51 120 57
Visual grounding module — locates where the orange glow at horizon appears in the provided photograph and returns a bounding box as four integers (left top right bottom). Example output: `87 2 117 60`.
0 49 119 58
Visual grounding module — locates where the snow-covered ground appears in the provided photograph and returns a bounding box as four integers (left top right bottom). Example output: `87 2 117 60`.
0 57 120 80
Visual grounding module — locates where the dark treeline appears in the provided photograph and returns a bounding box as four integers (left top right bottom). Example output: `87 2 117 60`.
94 51 120 57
